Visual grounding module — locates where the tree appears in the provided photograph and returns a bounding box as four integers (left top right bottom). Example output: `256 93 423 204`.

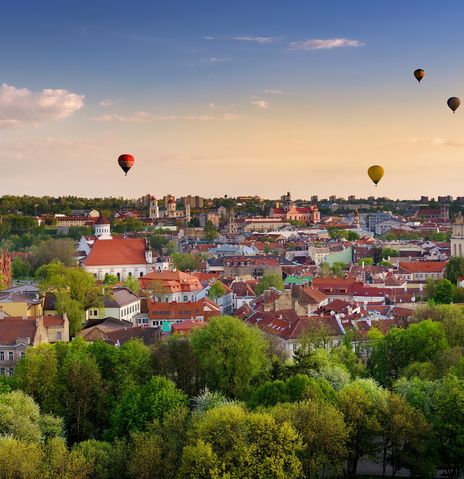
432 279 455 304
14 343 59 413
331 261 346 277
11 256 31 278
255 273 284 295
446 256 464 285
271 400 348 478
28 238 77 271
207 280 226 300
191 316 268 398
124 276 141 294
204 220 218 241
358 257 373 266
379 392 431 477
319 262 332 278
380 247 400 260
111 376 188 438
179 404 303 479
0 438 43 479
103 273 118 285
337 379 385 477
172 253 201 272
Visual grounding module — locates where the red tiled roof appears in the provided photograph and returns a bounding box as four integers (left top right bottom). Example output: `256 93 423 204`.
148 297 220 321
0 318 37 345
398 261 448 273
171 319 206 332
84 238 147 266
43 315 64 327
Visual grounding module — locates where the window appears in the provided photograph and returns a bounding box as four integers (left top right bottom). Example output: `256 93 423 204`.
8 368 13 376
8 352 13 361
56 332 62 341
0 368 3 376
183 296 188 302
20 352 25 359
0 352 4 361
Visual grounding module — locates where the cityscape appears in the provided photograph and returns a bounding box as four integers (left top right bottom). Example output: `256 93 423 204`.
1 1 464 478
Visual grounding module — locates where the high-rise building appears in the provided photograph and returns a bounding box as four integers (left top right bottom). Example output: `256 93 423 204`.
182 195 204 209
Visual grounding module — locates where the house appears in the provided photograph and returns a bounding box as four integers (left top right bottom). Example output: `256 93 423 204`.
171 319 206 336
263 285 329 315
231 280 257 310
140 270 207 303
223 256 282 278
77 317 134 342
270 192 320 224
86 287 141 324
311 277 362 301
43 314 69 342
0 317 49 376
147 297 220 332
206 280 234 315
104 326 160 346
396 261 448 282
0 285 42 318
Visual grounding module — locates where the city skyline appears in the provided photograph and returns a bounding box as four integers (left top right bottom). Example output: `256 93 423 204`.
2 1 464 198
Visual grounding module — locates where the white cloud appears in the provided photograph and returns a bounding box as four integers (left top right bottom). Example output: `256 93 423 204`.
251 100 269 110
231 35 277 44
263 89 290 95
99 98 113 107
288 38 364 50
92 111 239 122
204 57 231 63
205 35 278 44
0 83 84 127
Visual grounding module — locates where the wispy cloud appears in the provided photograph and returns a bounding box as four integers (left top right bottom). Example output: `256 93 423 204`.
263 89 290 95
409 137 464 148
204 57 232 64
92 111 240 122
205 35 278 44
99 98 113 107
288 38 364 50
0 83 84 128
251 100 269 110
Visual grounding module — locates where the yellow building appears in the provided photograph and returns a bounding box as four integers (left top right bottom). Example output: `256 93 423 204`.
0 285 43 318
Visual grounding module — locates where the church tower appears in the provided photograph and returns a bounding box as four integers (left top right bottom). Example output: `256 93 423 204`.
94 216 112 239
353 209 360 229
451 212 464 257
149 196 159 219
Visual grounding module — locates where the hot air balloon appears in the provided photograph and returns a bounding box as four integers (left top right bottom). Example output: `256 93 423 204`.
447 97 461 114
368 165 384 187
414 69 425 83
118 154 135 175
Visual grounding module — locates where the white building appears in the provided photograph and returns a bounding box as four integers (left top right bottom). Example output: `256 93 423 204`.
86 287 141 324
451 212 464 257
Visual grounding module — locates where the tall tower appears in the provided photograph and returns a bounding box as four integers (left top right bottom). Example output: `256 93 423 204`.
185 204 191 223
281 191 293 212
167 197 176 218
94 216 112 239
353 209 360 229
149 196 159 219
451 212 464 257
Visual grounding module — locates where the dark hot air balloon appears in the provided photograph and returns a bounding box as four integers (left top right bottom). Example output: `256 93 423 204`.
368 165 384 187
118 154 135 175
414 69 425 83
447 97 461 114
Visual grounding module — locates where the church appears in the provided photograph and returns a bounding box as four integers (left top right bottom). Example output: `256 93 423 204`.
270 191 320 224
79 216 154 281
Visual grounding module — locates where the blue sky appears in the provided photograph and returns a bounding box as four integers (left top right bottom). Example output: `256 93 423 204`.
1 1 464 198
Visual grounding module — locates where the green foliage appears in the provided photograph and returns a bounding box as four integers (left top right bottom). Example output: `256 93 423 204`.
203 220 219 241
172 252 201 271
191 316 268 398
255 273 284 295
180 404 303 479
124 276 141 294
328 227 359 241
207 280 226 300
446 256 464 285
331 261 346 277
380 247 399 259
111 376 188 438
11 256 31 278
103 273 118 285
432 278 455 304
358 257 373 266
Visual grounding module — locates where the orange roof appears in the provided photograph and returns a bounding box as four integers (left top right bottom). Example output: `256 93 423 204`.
43 315 65 327
84 239 147 266
141 270 204 293
148 297 220 320
398 261 448 273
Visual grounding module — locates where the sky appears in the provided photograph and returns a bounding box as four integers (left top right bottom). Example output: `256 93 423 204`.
2 0 464 200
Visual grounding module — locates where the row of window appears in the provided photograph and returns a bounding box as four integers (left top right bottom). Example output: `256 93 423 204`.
0 351 24 361
0 368 14 376
122 303 140 317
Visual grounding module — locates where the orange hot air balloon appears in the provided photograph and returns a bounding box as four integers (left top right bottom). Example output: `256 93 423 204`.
414 68 425 83
368 165 384 186
118 154 135 175
447 97 461 114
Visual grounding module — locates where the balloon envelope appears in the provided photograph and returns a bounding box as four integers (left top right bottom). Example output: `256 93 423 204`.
368 165 384 186
447 97 461 113
414 69 425 83
118 154 135 175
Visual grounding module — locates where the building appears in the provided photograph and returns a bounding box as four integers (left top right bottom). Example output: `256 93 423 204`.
416 205 449 223
367 212 395 232
451 212 464 257
396 261 448 282
148 197 160 219
148 297 220 332
0 285 42 318
140 270 207 302
86 287 141 324
82 220 154 281
0 250 11 288
43 315 69 342
223 256 282 278
270 192 320 224
0 317 49 376
159 195 190 222
182 195 204 209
